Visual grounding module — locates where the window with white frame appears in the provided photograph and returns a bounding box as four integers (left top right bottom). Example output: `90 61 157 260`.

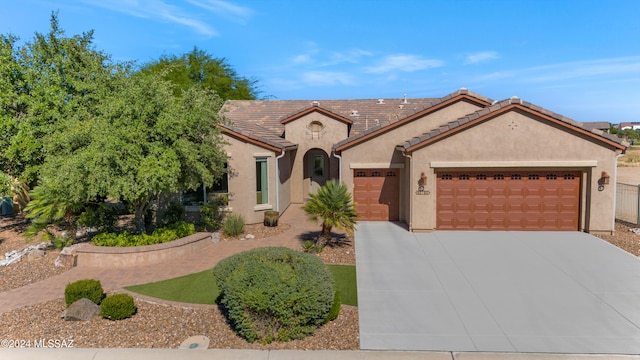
256 157 268 204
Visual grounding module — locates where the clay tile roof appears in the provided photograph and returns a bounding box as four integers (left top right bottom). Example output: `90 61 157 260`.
220 88 497 153
398 98 627 152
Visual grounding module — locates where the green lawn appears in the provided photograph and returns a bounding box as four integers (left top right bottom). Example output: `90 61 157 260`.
125 264 357 306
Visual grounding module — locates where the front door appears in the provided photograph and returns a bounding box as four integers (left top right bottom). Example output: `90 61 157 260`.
308 151 328 195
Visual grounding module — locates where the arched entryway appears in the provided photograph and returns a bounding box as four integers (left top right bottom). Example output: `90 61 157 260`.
303 149 330 198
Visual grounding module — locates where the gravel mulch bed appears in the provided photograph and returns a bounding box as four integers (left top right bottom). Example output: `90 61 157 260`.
596 220 640 256
0 217 74 292
0 298 359 349
0 217 359 349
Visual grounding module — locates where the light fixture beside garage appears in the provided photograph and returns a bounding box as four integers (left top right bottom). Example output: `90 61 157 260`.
598 171 610 191
416 172 429 195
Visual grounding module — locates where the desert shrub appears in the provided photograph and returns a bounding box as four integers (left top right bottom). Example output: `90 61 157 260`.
162 201 185 226
222 213 244 236
100 293 136 320
200 202 221 231
65 279 104 307
324 290 341 324
92 221 195 247
213 247 334 343
302 240 315 253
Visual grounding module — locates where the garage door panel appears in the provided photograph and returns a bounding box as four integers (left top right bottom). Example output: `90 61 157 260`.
437 171 580 231
354 169 400 221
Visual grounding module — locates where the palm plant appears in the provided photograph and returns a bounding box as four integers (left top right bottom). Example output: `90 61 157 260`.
302 180 357 247
24 185 79 240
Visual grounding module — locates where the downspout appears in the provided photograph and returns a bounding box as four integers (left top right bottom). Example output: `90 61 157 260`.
275 149 286 212
332 150 342 183
401 149 413 231
612 152 625 233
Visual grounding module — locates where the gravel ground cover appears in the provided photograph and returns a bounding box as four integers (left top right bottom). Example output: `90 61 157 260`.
0 216 358 349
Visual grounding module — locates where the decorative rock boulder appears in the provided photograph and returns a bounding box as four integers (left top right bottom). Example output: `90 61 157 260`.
62 298 100 321
55 246 76 267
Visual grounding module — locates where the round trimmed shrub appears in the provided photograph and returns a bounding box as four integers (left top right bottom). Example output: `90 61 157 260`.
213 247 335 343
65 279 104 307
100 293 137 320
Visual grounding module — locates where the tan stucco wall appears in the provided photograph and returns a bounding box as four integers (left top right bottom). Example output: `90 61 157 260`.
340 100 485 223
223 134 277 224
409 111 620 232
284 112 349 202
277 150 294 214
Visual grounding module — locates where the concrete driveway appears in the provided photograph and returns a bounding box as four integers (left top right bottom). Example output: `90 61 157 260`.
355 223 640 354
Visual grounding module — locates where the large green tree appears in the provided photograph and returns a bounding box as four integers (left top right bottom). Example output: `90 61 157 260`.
141 47 259 100
38 72 227 233
2 14 229 234
0 13 117 184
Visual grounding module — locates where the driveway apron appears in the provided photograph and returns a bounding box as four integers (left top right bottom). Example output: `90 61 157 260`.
355 222 640 354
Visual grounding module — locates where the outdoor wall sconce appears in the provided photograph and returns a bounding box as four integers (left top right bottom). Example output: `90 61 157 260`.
598 171 610 191
418 172 427 191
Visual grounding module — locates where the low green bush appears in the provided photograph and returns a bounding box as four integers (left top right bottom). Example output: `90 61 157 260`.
92 221 195 247
65 279 104 307
222 213 244 237
100 293 136 320
324 290 341 324
213 247 334 344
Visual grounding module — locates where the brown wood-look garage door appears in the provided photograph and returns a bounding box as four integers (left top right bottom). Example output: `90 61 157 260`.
354 169 400 221
437 171 580 230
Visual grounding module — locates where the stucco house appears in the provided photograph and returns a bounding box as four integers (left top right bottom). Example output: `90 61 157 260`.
214 89 627 234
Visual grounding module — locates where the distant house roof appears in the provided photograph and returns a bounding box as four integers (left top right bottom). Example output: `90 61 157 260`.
581 121 610 131
396 97 627 153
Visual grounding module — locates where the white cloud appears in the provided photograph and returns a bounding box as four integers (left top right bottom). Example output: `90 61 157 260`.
78 0 218 36
302 71 355 86
465 51 499 64
365 54 444 74
291 47 372 67
476 56 640 84
328 49 373 65
185 0 253 24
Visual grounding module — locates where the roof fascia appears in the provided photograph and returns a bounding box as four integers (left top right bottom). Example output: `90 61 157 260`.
279 107 353 126
219 125 291 153
403 104 627 153
335 94 490 153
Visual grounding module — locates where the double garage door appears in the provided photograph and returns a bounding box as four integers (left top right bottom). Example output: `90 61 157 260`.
437 170 581 230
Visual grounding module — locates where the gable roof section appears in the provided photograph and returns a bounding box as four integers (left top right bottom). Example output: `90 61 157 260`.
219 123 297 153
397 97 628 153
333 89 492 152
279 105 353 125
220 96 445 150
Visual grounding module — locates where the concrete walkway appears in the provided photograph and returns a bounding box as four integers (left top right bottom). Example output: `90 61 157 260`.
356 223 640 354
0 204 318 313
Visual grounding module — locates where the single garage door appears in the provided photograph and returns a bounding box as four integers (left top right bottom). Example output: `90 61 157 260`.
354 169 400 221
437 171 580 230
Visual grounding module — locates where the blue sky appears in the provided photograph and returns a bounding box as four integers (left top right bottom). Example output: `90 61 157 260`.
2 0 640 123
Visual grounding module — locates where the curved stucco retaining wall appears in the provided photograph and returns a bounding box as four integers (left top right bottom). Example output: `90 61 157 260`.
75 232 214 267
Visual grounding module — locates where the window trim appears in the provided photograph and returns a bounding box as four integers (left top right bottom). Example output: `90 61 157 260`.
256 157 269 205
